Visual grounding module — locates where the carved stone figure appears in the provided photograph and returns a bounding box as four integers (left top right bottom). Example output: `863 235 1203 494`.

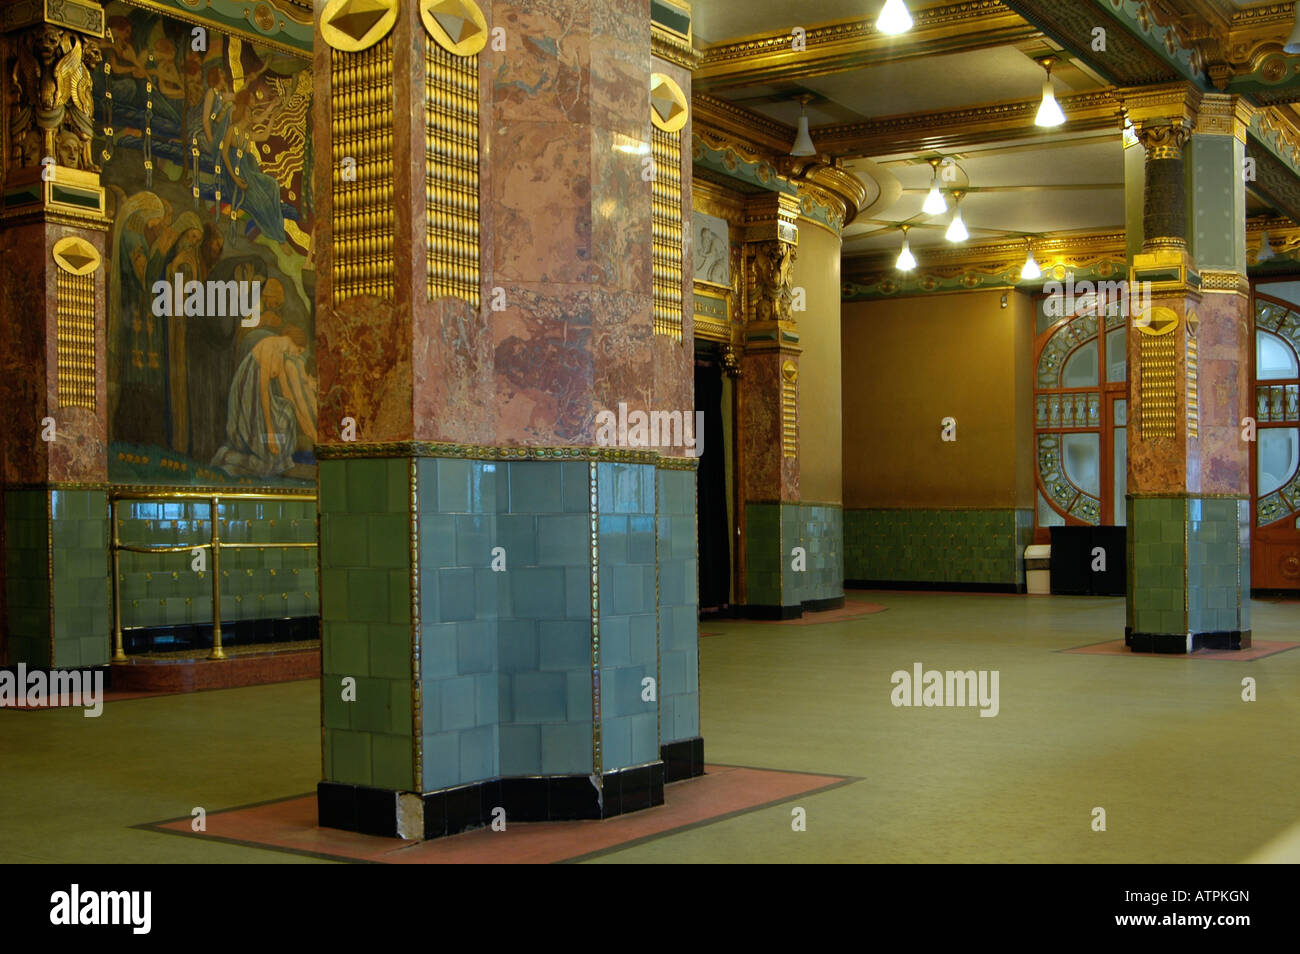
8 23 101 172
748 240 797 324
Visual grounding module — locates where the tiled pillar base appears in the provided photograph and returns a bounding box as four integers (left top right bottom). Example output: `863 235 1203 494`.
1126 495 1250 653
743 502 845 618
318 759 669 839
318 451 702 839
2 487 110 667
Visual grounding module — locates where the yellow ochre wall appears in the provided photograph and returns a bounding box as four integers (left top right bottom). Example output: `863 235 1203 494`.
794 221 843 505
841 289 1035 509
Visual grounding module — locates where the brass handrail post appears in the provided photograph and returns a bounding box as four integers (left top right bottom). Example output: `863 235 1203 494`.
110 498 126 662
209 495 226 660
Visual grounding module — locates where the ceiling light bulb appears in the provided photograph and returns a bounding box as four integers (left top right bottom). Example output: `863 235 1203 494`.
876 0 913 35
1258 231 1276 262
1021 248 1042 280
790 107 816 157
896 235 916 271
923 182 947 216
1286 11 1300 54
1035 68 1065 127
945 204 968 243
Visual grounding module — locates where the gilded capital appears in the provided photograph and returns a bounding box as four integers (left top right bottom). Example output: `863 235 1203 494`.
1135 121 1192 161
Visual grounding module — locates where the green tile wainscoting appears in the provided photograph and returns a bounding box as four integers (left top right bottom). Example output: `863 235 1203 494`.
116 497 318 631
316 453 701 808
2 488 110 668
743 502 844 615
843 508 1035 590
1126 495 1250 651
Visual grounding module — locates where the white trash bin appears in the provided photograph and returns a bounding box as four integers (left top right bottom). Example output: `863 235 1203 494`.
1025 544 1051 595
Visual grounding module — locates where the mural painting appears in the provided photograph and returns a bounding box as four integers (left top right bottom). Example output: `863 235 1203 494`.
98 3 316 486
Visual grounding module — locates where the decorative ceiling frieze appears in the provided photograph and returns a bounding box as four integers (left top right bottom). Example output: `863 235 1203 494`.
813 89 1124 157
841 218 1300 301
695 0 1041 91
999 0 1192 87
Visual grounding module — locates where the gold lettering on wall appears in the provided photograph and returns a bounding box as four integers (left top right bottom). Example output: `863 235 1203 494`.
331 37 395 303
424 42 480 305
652 126 684 341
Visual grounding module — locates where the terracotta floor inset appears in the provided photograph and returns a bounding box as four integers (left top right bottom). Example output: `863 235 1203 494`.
142 764 854 863
1061 638 1300 660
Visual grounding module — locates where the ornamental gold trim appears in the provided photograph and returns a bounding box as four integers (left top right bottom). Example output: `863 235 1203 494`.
1200 270 1249 294
315 441 699 468
781 359 798 459
320 0 398 52
588 460 602 778
52 236 100 275
425 37 480 305
420 0 488 57
1137 307 1179 441
54 261 95 410
653 125 684 340
408 457 423 789
331 36 396 303
650 73 688 134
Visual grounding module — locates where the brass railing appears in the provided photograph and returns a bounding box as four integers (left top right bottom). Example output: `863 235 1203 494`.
110 490 317 662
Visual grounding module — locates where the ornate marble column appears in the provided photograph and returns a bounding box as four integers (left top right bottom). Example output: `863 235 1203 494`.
313 0 701 840
1121 85 1252 652
0 0 112 669
736 190 801 616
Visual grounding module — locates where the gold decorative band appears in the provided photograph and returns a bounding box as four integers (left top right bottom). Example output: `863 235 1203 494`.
425 35 480 305
316 441 701 468
54 267 95 410
653 126 685 340
331 36 396 303
1199 270 1249 294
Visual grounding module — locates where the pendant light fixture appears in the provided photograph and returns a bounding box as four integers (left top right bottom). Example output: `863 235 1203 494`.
790 94 817 157
1286 8 1300 54
896 225 916 271
876 0 913 35
945 191 968 243
1258 230 1276 262
1020 240 1042 280
1034 56 1066 128
922 158 948 216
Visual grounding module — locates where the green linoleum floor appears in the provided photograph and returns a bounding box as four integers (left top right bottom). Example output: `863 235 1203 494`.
2 592 1298 863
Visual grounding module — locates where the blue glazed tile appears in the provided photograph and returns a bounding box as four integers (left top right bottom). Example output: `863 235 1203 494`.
541 722 593 776
422 731 460 791
439 675 477 731
509 461 563 513
437 568 476 622
459 725 497 785
539 619 590 670
512 671 567 722
457 619 495 674
538 515 589 566
437 459 472 513
499 724 542 776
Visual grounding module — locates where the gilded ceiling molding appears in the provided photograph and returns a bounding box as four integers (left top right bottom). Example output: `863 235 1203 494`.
652 31 700 72
1000 0 1186 86
692 178 746 226
1246 138 1300 224
777 155 868 233
695 0 1039 90
693 94 793 159
1194 93 1254 141
813 89 1122 157
1250 106 1300 174
692 130 797 198
842 231 1128 300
